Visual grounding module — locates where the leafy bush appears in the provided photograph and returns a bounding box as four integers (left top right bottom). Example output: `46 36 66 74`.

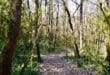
12 62 40 75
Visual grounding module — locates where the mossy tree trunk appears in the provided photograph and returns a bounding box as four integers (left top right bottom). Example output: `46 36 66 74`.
1 0 22 75
100 2 110 64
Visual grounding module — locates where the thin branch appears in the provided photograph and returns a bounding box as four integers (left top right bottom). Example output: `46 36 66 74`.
88 0 100 7
71 0 80 6
62 0 73 31
73 5 80 16
99 2 110 28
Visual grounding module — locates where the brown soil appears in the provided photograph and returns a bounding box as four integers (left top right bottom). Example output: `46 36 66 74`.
40 53 98 75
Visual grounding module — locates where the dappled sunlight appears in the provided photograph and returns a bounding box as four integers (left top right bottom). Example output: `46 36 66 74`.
40 54 98 75
1 0 110 75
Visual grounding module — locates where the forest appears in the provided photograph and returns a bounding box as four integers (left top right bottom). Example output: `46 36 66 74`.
0 0 110 75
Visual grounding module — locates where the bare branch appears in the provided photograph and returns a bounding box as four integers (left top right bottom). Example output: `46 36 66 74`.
62 0 73 31
71 0 80 6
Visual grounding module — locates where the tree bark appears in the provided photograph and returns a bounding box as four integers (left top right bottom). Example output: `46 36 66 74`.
79 0 84 49
62 0 81 67
1 0 22 75
100 2 110 64
35 0 42 62
36 39 42 62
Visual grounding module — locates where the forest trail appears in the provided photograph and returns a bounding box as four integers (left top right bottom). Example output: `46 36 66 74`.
40 53 98 75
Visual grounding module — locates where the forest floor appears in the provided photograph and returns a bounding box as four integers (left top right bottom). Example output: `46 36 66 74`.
40 53 98 75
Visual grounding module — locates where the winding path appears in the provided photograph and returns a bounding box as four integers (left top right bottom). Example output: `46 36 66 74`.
40 53 98 75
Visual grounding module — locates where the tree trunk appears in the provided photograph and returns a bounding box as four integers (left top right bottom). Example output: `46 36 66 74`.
106 42 110 64
100 2 110 64
54 0 60 50
105 0 110 7
35 0 42 62
79 0 84 49
1 0 22 75
62 0 81 67
36 39 42 62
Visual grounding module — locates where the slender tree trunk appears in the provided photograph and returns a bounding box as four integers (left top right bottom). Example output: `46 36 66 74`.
105 0 110 7
48 0 54 52
1 0 22 75
54 0 60 49
100 2 110 64
36 39 42 62
62 0 81 67
35 0 42 62
79 0 84 49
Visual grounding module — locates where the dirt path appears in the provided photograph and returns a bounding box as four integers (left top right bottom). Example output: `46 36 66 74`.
40 53 98 75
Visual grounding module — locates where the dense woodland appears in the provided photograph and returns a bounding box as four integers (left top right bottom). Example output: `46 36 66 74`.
0 0 110 75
